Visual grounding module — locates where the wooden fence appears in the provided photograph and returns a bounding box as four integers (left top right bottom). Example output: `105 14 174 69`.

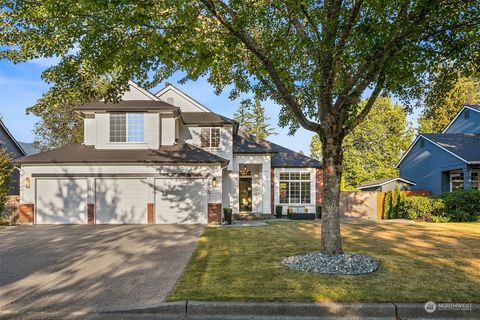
339 190 430 221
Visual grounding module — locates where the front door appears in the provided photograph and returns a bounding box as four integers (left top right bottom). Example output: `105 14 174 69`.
239 178 252 212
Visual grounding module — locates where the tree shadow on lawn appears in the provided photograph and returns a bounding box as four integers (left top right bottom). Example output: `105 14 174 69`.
169 220 480 303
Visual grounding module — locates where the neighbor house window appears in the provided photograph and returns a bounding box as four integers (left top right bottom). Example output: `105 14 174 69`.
279 172 311 204
110 113 144 142
450 171 464 191
200 128 220 148
470 171 479 190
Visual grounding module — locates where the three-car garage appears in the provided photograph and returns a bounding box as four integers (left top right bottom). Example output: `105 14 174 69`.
34 177 209 224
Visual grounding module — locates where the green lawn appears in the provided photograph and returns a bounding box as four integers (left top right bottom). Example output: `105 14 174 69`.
169 220 480 303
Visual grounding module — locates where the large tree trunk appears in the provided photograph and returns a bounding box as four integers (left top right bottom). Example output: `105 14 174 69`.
320 134 344 255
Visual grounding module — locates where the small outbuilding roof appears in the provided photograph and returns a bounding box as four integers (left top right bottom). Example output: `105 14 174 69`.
358 177 416 190
16 142 229 166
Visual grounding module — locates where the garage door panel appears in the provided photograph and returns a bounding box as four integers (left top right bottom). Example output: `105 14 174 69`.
155 178 207 224
95 178 147 224
36 179 88 224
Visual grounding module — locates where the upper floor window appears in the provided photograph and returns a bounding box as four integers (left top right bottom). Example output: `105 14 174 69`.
200 128 220 148
110 113 144 143
279 172 311 204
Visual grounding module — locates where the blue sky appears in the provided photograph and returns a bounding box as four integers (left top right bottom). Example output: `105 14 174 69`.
0 58 421 154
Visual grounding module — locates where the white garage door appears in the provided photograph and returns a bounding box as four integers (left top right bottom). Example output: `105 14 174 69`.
155 178 207 224
36 178 88 224
95 178 147 224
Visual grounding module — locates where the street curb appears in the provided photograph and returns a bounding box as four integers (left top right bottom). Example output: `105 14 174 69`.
2 301 479 319
186 301 396 319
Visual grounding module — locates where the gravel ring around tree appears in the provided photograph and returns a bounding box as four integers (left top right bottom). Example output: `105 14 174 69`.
281 252 379 275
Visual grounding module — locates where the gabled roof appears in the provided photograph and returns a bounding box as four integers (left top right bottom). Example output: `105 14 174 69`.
127 80 161 101
0 120 26 156
442 104 480 133
181 112 236 125
397 133 480 167
358 177 416 189
234 130 322 168
74 100 179 112
16 142 229 166
422 133 480 162
18 142 40 156
155 83 212 112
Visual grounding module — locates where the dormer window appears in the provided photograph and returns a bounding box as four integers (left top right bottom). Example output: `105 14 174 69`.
200 128 220 148
110 113 144 143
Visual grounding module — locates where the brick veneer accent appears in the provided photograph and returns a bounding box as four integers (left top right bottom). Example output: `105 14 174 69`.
87 204 95 224
147 203 154 224
208 203 221 225
316 168 324 205
18 204 34 224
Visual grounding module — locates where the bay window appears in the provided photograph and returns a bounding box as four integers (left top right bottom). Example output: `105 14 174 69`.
279 172 311 204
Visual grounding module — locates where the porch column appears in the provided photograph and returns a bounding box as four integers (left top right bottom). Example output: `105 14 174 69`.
262 158 271 214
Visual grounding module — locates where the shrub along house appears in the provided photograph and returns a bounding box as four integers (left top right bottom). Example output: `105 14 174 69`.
16 81 322 224
397 105 480 195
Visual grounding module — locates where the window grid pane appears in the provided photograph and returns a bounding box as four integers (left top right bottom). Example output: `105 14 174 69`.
279 182 289 203
471 172 479 190
201 128 210 147
211 128 220 147
451 172 464 191
301 181 311 203
110 113 126 142
127 113 144 142
290 181 301 203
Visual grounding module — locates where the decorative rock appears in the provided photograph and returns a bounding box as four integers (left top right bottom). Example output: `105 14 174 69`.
281 252 379 275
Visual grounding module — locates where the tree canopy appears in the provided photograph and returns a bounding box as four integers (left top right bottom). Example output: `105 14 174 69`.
2 0 479 255
310 96 413 190
418 76 480 133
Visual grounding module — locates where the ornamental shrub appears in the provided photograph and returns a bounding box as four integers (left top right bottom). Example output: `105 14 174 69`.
435 189 480 222
398 196 445 221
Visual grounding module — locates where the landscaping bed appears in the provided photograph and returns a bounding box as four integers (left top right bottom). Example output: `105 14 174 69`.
169 219 480 303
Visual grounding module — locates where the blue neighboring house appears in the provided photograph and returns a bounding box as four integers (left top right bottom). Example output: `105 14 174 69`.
397 105 480 195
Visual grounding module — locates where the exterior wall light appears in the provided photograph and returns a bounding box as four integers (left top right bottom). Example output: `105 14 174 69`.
212 177 218 188
24 177 31 189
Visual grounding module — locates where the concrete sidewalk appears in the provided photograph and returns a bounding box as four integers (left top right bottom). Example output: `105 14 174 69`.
1 301 478 319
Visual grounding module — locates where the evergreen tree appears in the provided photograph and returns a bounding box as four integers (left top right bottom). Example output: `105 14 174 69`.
233 97 277 139
418 76 480 133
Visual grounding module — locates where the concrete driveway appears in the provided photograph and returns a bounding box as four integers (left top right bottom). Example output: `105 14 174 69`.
0 224 204 314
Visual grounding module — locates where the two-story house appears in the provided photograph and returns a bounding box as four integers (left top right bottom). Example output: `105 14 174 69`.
16 81 322 224
397 105 480 195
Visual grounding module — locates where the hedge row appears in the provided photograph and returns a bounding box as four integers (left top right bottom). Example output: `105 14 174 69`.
392 189 480 222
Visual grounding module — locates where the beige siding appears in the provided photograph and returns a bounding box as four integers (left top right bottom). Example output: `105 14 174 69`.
94 113 159 149
83 115 96 146
157 88 208 112
20 163 223 205
182 125 233 169
161 114 176 145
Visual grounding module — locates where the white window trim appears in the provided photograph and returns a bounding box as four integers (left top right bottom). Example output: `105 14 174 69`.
279 172 312 205
201 128 221 149
109 113 145 143
449 171 464 192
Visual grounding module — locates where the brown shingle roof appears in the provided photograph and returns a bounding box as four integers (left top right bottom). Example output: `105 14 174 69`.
74 100 179 112
16 142 229 166
181 112 236 125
